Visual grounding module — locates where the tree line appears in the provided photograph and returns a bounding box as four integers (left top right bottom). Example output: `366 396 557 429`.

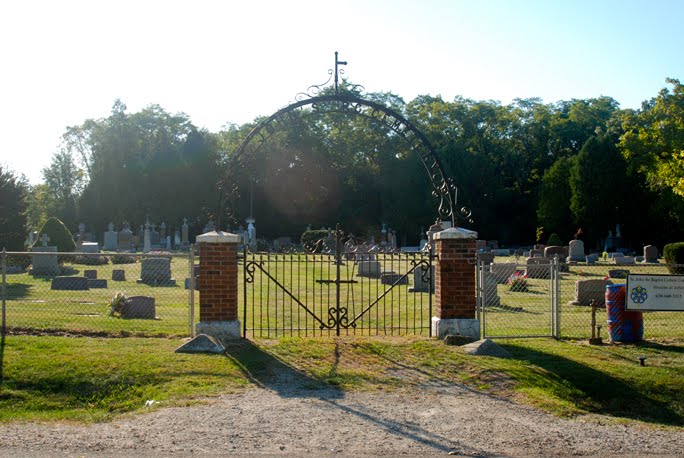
2 79 684 251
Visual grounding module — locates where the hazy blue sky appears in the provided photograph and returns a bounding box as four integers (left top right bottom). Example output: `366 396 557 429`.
2 0 682 183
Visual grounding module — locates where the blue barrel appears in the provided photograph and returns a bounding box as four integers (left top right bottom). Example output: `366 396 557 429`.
606 284 644 342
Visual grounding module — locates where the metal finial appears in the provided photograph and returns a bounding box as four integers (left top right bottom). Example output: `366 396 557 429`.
334 51 347 95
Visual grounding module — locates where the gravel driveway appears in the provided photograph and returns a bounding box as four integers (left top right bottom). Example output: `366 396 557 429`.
1 380 682 457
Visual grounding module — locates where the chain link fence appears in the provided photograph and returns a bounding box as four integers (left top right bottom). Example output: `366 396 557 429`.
480 259 684 341
1 250 197 337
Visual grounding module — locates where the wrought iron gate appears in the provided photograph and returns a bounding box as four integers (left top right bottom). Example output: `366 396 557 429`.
242 226 434 337
478 258 560 339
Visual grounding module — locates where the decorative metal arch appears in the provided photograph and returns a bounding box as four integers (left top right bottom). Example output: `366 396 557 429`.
218 53 472 227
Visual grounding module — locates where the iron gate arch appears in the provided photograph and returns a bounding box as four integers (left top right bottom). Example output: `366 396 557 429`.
218 54 472 228
224 53 469 337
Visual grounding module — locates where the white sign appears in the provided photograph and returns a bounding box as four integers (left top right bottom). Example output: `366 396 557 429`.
626 274 684 311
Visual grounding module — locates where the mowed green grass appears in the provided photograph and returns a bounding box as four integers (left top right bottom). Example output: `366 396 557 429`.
0 335 682 426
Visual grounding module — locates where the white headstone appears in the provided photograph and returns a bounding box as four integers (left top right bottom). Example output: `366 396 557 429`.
143 223 152 253
567 239 585 262
103 222 118 251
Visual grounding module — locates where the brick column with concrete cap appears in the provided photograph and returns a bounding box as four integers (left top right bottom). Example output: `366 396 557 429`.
431 226 480 340
195 231 241 341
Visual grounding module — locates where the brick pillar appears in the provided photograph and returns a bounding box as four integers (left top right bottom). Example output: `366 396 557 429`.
431 227 480 339
195 231 241 341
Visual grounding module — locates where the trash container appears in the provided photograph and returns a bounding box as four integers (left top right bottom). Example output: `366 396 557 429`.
606 284 643 342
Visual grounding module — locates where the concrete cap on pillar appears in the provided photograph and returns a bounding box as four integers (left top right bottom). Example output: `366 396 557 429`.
196 231 240 244
433 227 478 240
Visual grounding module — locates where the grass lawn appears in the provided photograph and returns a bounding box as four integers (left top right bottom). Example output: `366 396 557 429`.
0 334 682 427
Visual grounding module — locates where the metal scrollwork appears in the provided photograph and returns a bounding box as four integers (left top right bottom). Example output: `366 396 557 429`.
244 260 257 284
219 52 474 228
324 306 354 330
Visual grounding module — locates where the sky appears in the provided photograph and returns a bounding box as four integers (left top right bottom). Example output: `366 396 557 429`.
1 0 683 184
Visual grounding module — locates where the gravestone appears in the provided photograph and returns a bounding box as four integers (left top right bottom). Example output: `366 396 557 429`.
533 244 545 251
567 239 585 262
490 263 517 284
181 218 190 250
159 222 167 239
118 222 134 252
51 276 90 290
476 240 487 251
103 222 118 251
482 271 501 308
76 223 86 248
174 229 181 248
525 257 551 279
122 296 156 319
80 242 99 253
477 252 495 265
184 276 200 290
492 248 510 257
354 252 376 262
357 260 382 278
643 245 658 263
84 270 97 279
409 265 434 293
613 256 635 265
143 223 152 253
380 272 408 285
530 249 544 258
585 254 599 264
112 269 126 281
204 219 216 233
608 269 629 279
569 279 610 306
149 225 161 249
544 246 565 259
137 257 176 285
88 279 108 289
30 234 60 276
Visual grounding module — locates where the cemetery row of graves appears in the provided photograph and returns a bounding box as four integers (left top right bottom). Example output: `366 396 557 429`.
2 234 683 340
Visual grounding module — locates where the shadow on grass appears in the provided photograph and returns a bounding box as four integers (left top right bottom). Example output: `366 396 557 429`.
4 283 32 300
499 343 684 426
223 339 343 399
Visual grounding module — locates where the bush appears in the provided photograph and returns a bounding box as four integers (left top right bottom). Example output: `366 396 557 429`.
74 255 109 265
546 233 562 247
663 242 684 274
111 254 138 264
33 217 76 252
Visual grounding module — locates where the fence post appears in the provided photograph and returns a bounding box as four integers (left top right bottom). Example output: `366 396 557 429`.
188 245 195 338
1 248 6 335
194 231 241 342
554 258 561 339
431 227 480 340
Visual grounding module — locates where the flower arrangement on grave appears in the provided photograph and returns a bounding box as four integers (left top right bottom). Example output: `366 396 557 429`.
507 271 529 292
109 292 129 317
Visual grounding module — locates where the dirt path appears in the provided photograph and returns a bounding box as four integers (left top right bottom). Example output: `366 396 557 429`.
1 381 682 457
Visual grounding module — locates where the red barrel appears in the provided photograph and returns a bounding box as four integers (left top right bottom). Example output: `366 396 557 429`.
606 284 643 342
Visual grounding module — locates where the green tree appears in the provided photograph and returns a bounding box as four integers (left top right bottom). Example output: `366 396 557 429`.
620 78 684 197
569 136 627 247
42 149 84 229
537 156 575 241
0 166 28 250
